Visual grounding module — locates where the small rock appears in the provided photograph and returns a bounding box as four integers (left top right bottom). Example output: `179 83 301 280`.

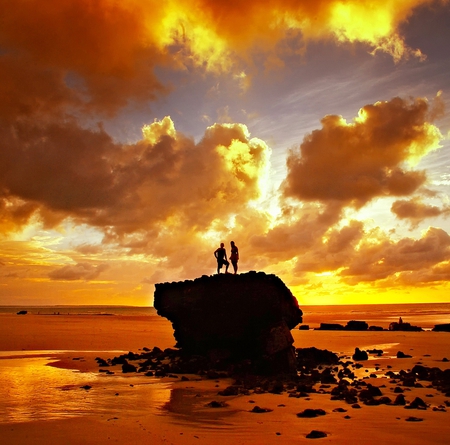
306 430 327 439
405 416 423 422
397 351 412 359
297 409 326 418
205 401 228 408
250 406 273 413
352 348 368 361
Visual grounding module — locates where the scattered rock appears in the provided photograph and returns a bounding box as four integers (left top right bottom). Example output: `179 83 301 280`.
397 351 412 359
405 416 423 422
297 347 339 368
352 348 368 361
405 397 427 410
367 349 384 356
306 430 327 439
250 406 273 413
297 409 326 418
205 401 228 408
122 362 137 373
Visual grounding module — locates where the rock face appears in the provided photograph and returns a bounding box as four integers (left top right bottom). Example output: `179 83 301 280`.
153 271 303 375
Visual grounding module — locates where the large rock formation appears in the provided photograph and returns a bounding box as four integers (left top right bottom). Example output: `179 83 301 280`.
153 271 303 375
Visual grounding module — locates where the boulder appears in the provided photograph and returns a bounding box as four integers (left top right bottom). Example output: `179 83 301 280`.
352 348 368 361
153 271 303 375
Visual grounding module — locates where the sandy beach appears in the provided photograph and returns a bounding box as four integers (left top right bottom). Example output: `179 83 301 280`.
1 306 450 444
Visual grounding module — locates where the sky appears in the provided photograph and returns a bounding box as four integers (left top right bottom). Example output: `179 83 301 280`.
1 0 450 307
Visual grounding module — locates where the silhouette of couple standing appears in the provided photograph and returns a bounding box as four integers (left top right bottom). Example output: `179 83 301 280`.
214 241 239 274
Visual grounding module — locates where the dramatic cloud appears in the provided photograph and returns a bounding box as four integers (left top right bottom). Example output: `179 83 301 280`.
0 116 270 242
283 96 443 208
391 198 450 225
0 0 442 123
340 227 450 284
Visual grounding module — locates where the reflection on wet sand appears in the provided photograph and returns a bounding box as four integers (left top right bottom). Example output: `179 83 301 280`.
161 387 241 428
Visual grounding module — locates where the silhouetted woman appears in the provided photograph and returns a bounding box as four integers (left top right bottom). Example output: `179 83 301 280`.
230 241 239 274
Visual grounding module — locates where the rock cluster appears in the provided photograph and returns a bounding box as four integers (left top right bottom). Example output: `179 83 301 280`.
153 271 303 375
389 321 423 331
318 320 374 331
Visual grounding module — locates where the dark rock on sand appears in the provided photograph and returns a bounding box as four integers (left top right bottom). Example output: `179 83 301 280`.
16 310 27 315
122 362 137 373
367 349 384 356
297 408 326 418
405 397 428 410
250 406 273 413
205 401 228 408
405 416 423 422
352 348 369 361
393 394 407 405
358 383 383 402
397 351 412 359
154 272 302 375
296 347 339 368
306 430 327 439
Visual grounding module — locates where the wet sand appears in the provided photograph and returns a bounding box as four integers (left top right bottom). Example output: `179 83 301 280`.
1 310 449 444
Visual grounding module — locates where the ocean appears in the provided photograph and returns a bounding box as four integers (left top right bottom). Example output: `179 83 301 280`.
1 302 449 329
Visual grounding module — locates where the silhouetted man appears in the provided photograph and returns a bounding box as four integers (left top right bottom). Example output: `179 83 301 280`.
214 243 229 274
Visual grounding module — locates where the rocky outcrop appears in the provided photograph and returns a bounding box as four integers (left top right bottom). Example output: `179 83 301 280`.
345 320 368 331
433 323 450 332
153 271 303 375
389 321 422 331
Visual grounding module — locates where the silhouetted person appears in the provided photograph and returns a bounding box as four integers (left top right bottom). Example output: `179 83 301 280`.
214 243 229 274
230 240 239 274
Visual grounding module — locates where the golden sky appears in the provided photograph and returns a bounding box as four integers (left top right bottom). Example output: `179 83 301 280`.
1 0 450 306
